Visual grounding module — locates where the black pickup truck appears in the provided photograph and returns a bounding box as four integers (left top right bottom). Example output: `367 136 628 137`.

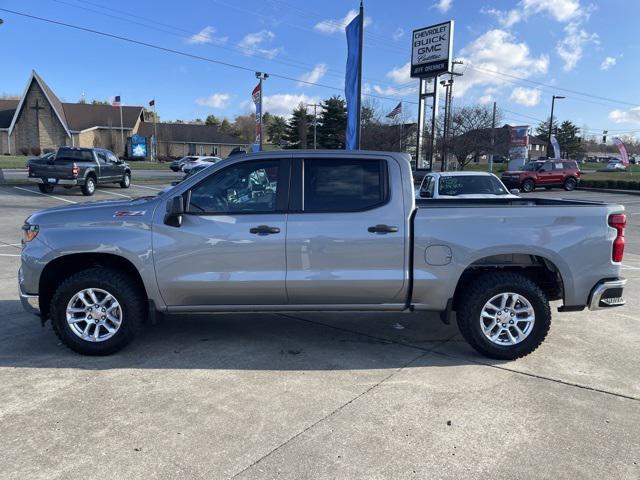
28 147 131 196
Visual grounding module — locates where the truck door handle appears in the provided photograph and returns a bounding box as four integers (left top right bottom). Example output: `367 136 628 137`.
250 225 280 235
368 224 398 234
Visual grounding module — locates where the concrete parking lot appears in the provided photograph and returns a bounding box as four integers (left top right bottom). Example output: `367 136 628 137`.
0 182 638 479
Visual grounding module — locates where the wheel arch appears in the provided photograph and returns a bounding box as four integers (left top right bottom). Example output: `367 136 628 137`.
452 253 565 311
39 253 148 319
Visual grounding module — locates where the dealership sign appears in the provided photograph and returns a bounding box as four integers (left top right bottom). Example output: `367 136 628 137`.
411 21 454 78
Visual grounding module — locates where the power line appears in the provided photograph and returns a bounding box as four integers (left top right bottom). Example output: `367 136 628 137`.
0 7 418 106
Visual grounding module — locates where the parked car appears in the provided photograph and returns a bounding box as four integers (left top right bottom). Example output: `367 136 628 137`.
20 151 626 359
606 160 627 171
501 160 581 193
170 155 219 172
27 147 131 196
417 172 519 199
181 156 221 174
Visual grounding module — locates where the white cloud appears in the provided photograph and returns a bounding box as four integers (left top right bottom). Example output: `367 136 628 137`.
298 64 328 86
240 94 320 117
509 87 541 107
609 107 640 124
600 56 617 71
479 94 494 105
386 62 411 85
186 26 227 45
195 93 231 108
556 22 598 71
313 9 372 35
455 29 548 97
484 0 583 27
392 27 404 41
434 0 453 13
238 30 281 59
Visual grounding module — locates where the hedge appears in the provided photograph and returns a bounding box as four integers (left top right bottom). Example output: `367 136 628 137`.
580 179 640 190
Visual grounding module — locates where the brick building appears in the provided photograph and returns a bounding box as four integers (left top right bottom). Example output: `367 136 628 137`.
0 71 247 158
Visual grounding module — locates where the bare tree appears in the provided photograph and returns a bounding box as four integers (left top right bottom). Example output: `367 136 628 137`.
448 104 502 170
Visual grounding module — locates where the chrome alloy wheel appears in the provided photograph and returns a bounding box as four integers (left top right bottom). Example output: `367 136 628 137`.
66 288 123 342
480 292 535 346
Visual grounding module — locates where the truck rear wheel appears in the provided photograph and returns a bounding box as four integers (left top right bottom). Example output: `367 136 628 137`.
563 177 577 191
120 172 131 188
50 268 145 355
456 272 551 360
81 176 96 196
38 184 54 194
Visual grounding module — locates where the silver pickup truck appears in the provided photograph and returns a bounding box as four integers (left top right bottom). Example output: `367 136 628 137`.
19 151 627 359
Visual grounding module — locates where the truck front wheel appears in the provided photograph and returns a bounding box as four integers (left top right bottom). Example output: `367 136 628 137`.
456 272 551 360
521 179 535 193
50 268 145 355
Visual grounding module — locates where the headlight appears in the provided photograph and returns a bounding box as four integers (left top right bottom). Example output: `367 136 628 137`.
21 224 39 244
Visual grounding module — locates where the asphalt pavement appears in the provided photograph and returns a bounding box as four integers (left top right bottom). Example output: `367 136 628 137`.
0 183 638 480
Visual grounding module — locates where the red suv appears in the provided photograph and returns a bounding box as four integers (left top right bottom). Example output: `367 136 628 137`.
501 160 581 193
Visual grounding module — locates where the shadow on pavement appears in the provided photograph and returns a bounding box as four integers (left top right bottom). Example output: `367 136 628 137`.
0 301 490 371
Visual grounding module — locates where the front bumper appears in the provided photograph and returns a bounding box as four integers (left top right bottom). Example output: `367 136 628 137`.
19 285 40 316
588 278 626 310
28 177 79 185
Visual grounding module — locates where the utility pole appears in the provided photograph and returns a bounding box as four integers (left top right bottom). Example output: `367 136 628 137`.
306 103 321 149
547 95 565 158
489 101 496 172
439 61 463 171
255 72 269 151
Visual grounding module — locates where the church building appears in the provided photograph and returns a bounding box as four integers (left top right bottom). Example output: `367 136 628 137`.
0 70 247 159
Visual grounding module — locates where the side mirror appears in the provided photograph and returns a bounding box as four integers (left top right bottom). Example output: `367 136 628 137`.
164 195 184 227
510 188 520 195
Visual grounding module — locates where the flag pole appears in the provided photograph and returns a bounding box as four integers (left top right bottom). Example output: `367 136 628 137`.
399 101 403 152
152 101 158 162
119 103 124 156
356 0 364 149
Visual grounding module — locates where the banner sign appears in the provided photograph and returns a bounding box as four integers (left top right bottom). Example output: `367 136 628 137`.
252 82 262 145
345 11 363 150
550 135 561 160
411 21 454 78
509 125 529 147
612 137 629 165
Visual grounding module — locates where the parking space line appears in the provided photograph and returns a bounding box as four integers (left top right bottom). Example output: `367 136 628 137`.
13 186 77 204
132 184 162 191
97 189 132 199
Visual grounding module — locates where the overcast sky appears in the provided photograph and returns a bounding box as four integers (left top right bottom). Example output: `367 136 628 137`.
2 0 639 138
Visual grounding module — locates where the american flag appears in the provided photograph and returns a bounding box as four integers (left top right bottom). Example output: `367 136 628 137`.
385 102 402 119
112 95 121 107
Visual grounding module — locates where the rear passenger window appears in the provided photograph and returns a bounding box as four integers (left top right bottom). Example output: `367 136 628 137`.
303 159 387 212
563 162 577 169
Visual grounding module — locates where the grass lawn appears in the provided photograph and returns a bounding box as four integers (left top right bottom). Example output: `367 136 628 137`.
464 162 640 181
0 156 170 170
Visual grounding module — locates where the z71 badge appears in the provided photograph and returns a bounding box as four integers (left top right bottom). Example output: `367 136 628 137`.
113 210 146 217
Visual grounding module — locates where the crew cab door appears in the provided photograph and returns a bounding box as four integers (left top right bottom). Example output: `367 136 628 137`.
153 158 289 306
285 156 407 306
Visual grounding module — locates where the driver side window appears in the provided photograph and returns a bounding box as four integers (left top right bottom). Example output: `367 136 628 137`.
187 160 280 214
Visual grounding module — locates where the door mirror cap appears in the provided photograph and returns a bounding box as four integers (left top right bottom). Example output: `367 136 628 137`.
164 195 184 227
509 188 520 195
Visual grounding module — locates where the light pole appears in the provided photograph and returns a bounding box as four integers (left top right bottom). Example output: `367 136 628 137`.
548 95 565 158
255 72 269 151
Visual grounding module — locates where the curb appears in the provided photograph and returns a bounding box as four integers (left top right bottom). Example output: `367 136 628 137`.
577 187 640 196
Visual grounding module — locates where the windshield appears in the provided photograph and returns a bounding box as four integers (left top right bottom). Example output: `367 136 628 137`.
522 162 544 171
438 175 508 196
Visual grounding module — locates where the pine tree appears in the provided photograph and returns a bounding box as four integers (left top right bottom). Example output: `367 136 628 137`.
265 114 288 146
556 120 584 159
285 103 313 148
318 96 347 149
205 115 221 126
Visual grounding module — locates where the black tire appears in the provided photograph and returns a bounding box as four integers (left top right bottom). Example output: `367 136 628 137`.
563 177 577 191
120 172 131 188
38 183 54 193
50 268 145 355
456 272 551 360
81 175 96 196
521 179 535 193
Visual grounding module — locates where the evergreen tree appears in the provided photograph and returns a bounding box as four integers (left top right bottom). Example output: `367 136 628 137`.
219 118 235 135
535 117 559 143
556 120 584 158
285 103 313 148
265 114 288 146
205 114 221 126
318 96 347 149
